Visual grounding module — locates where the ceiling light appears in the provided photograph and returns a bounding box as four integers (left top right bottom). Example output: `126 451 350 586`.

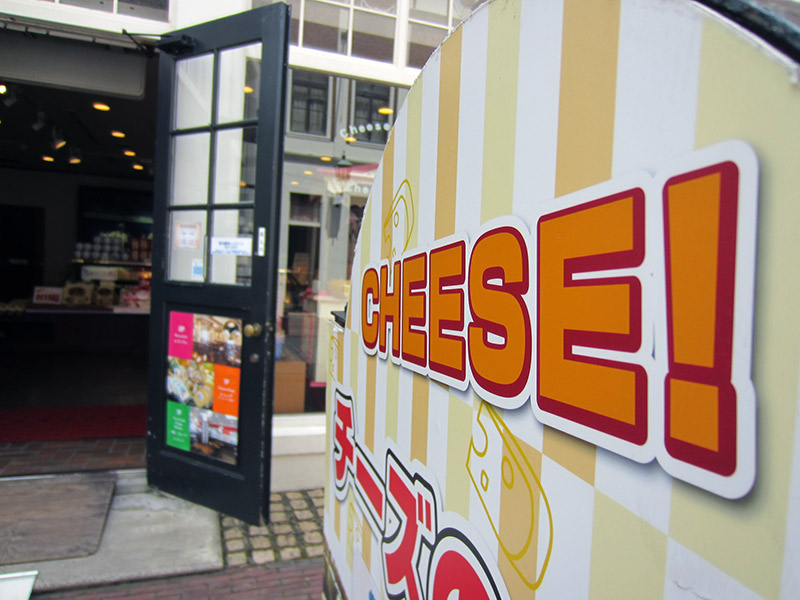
68 147 82 165
93 102 110 111
243 85 254 94
0 84 6 94
133 163 144 171
123 149 136 157
111 130 126 138
303 170 313 175
378 106 394 115
42 155 54 162
320 156 332 162
291 181 299 185
51 129 66 150
344 136 357 143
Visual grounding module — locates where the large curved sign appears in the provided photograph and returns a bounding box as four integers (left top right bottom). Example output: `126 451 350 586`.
324 0 800 598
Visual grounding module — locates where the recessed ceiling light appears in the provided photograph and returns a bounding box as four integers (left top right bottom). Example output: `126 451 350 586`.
133 163 144 171
378 106 393 115
320 156 332 162
111 130 125 138
243 85 254 94
93 102 110 111
42 155 54 162
123 149 136 157
303 170 313 175
291 181 299 185
344 136 357 143
69 156 81 165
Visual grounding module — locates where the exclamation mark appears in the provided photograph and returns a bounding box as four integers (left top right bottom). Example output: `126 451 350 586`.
663 162 739 476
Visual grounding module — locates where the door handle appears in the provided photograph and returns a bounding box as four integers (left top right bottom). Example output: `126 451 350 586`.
243 323 263 338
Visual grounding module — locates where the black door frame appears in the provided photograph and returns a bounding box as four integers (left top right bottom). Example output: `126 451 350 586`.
146 4 289 524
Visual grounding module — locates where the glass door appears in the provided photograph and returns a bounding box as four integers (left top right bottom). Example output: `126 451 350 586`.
147 4 289 525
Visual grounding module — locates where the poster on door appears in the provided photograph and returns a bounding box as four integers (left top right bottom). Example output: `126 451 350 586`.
165 311 242 465
322 0 800 598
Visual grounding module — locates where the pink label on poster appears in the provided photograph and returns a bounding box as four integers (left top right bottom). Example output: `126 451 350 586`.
168 312 194 359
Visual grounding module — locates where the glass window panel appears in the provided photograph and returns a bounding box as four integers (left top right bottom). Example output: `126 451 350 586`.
352 10 395 63
356 0 396 14
353 81 391 144
214 127 257 204
408 22 447 68
409 0 448 25
303 1 349 54
174 53 213 130
289 193 321 223
171 133 210 206
61 0 113 12
290 71 330 136
210 209 254 286
118 0 169 22
217 43 262 124
169 210 207 282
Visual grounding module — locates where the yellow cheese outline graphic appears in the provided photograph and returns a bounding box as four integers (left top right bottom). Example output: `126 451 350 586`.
467 401 554 590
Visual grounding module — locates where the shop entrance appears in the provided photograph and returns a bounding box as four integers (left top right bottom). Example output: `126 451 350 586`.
146 4 289 524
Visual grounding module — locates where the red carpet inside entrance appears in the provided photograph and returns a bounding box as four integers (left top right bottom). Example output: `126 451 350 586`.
0 405 147 442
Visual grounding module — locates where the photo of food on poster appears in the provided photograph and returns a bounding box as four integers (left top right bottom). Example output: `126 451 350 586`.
189 407 238 465
165 311 242 464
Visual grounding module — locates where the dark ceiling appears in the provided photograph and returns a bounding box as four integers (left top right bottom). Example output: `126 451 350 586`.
0 45 158 180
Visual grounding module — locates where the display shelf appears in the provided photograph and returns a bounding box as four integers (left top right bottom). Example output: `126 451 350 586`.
72 259 152 268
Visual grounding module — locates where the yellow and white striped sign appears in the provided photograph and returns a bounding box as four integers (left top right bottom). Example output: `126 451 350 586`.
324 0 800 598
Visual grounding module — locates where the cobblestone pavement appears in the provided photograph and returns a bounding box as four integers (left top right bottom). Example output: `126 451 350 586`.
221 489 326 566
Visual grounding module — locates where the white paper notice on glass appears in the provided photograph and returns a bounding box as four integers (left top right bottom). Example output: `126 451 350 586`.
191 258 204 282
174 222 202 249
210 237 252 256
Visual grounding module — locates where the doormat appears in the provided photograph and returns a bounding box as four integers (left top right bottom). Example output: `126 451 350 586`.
0 405 147 442
0 472 115 565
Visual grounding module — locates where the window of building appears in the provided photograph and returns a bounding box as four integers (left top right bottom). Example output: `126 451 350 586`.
289 70 332 137
352 81 392 145
43 0 170 21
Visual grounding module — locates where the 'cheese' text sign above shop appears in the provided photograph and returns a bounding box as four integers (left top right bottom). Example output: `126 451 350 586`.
359 141 757 499
323 0 800 598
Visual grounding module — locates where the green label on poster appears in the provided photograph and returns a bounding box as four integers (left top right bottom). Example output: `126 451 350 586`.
166 401 191 451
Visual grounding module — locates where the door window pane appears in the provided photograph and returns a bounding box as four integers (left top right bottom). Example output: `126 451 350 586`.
168 210 207 282
171 133 210 206
174 53 214 129
210 209 254 286
303 0 349 54
352 11 395 63
217 43 262 124
290 71 330 136
214 127 257 204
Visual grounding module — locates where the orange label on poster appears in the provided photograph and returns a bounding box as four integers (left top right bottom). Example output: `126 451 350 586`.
213 365 240 417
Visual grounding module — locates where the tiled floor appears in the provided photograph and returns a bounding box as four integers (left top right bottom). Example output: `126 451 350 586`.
1 438 329 598
0 438 147 477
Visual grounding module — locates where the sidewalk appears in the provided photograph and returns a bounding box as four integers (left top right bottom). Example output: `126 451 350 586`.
0 439 325 599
